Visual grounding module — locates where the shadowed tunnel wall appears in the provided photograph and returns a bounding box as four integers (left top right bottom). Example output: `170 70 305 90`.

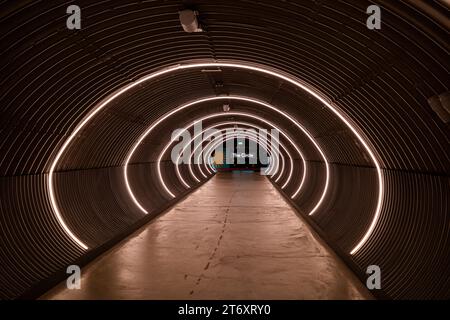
0 0 449 300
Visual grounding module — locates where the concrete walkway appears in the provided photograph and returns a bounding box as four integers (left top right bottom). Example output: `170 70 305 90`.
41 171 371 299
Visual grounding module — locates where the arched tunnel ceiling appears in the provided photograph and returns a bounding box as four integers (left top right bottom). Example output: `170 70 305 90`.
0 0 449 300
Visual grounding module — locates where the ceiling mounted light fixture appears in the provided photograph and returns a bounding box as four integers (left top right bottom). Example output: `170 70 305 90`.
179 9 203 33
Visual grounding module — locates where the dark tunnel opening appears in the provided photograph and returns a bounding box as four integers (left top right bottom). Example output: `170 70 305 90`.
0 0 449 301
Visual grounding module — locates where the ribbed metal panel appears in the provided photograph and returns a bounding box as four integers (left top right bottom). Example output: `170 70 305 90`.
0 0 448 300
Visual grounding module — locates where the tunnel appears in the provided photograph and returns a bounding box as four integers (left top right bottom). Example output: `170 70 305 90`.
0 0 449 301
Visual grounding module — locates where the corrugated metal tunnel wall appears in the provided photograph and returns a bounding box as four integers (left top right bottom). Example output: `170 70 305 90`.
0 0 449 299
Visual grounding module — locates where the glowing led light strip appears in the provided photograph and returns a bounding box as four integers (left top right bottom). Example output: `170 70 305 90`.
207 156 216 172
156 137 180 198
162 118 294 194
204 135 277 175
156 96 315 197
222 98 326 201
193 130 270 179
48 65 184 250
172 122 284 188
200 128 284 177
174 112 299 193
265 136 282 177
203 136 273 175
197 125 285 178
190 127 284 179
202 133 273 172
203 133 284 176
49 61 382 255
201 133 275 176
200 131 277 177
268 143 284 178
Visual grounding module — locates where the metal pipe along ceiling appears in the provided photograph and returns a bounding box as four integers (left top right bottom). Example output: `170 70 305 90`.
0 0 448 300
